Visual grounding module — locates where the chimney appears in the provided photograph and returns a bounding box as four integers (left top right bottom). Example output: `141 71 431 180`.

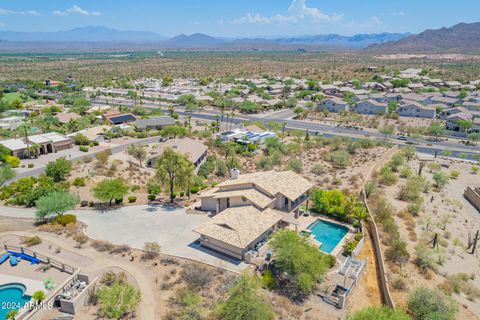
230 168 240 179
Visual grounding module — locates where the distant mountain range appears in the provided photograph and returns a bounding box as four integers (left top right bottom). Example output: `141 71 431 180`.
0 26 409 50
0 26 167 43
368 22 480 53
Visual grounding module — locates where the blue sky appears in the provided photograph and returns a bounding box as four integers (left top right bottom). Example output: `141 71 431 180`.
0 0 478 37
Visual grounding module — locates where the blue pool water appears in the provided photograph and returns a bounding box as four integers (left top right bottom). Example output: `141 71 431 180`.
308 219 349 253
0 284 31 319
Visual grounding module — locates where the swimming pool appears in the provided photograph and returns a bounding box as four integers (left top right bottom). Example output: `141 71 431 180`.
307 219 349 254
0 283 31 319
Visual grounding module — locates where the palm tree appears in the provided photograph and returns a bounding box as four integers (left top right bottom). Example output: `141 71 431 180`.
30 144 40 158
20 118 32 159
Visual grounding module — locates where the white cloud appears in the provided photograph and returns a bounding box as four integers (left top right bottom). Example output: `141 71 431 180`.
232 0 343 25
0 8 40 16
53 5 101 17
393 11 405 16
27 10 41 16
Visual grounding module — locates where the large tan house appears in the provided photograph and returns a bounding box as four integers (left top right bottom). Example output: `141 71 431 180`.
193 170 314 260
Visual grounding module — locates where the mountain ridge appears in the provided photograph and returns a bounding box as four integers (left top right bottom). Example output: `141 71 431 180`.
367 22 480 53
0 26 409 49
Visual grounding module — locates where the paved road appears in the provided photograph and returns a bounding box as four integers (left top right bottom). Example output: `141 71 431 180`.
0 205 248 273
92 98 480 160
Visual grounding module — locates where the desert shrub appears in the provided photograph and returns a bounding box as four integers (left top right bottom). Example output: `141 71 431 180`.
128 196 137 203
379 166 398 186
181 263 214 290
95 150 110 164
80 200 88 207
97 282 140 319
398 178 423 202
407 200 423 216
72 177 86 187
142 241 161 259
348 306 410 320
399 166 413 178
73 233 88 247
53 214 77 226
100 272 128 286
147 194 156 201
287 158 303 173
364 180 378 198
83 155 93 163
325 150 350 167
144 179 160 195
27 163 34 168
407 287 458 320
432 172 449 189
311 164 325 175
79 145 89 152
385 238 410 265
91 240 115 252
262 270 276 289
215 159 228 177
190 186 199 194
343 241 358 257
392 276 408 291
22 236 42 247
4 155 20 168
256 156 273 170
415 244 436 273
109 244 131 255
449 171 460 179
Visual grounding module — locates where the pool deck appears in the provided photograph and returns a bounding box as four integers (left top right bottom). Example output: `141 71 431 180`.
0 274 44 296
0 251 69 296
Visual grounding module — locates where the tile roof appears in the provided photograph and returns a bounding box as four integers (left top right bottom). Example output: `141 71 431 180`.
193 206 282 249
217 170 314 201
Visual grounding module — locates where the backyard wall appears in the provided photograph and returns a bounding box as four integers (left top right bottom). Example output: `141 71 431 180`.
360 147 397 309
464 186 480 213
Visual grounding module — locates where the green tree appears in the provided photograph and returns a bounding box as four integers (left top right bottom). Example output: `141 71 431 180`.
270 230 329 298
467 132 480 144
35 191 77 220
311 189 347 217
126 144 147 167
348 306 410 320
45 157 72 182
155 147 194 203
160 125 187 138
32 290 46 302
92 178 129 206
456 119 473 133
407 287 458 320
97 282 141 320
379 125 395 140
432 172 449 189
219 274 274 320
0 165 16 187
425 121 445 140
293 106 304 119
